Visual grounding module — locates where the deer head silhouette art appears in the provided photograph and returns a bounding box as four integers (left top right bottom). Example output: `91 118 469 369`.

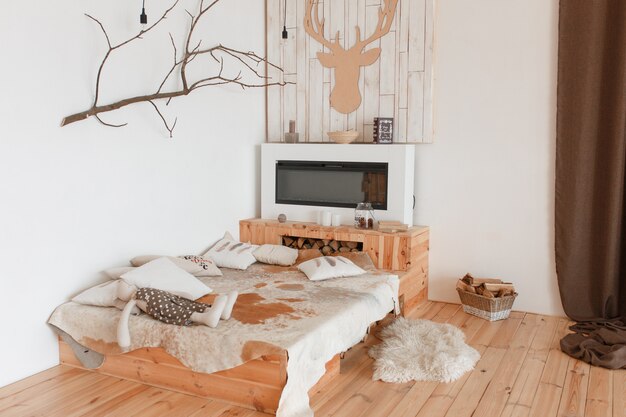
304 0 398 114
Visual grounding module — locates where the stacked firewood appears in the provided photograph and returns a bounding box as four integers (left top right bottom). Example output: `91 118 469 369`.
456 273 516 299
282 236 361 255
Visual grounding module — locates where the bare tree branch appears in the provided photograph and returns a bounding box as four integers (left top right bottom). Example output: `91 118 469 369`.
157 33 182 94
95 114 127 128
85 1 180 108
148 101 177 138
62 0 290 137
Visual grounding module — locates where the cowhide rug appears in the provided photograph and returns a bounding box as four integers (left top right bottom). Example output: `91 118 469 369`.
369 317 480 383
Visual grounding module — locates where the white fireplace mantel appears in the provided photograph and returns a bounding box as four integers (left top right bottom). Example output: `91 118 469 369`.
261 143 416 226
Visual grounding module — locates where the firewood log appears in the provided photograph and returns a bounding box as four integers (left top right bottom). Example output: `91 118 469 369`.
497 289 515 298
339 247 350 253
329 240 340 251
476 285 495 298
346 241 358 249
283 237 294 247
484 283 515 293
321 245 332 255
456 280 476 294
297 237 305 248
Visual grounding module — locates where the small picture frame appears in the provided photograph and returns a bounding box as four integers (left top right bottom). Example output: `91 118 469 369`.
373 117 394 144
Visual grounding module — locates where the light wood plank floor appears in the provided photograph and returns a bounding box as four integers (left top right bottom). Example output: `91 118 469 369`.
1 302 624 417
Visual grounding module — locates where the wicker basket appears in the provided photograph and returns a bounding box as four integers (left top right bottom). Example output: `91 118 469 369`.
456 288 517 321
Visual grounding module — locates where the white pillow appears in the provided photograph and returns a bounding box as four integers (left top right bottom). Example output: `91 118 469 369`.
130 255 222 277
298 256 366 281
203 233 258 270
253 244 298 266
72 280 120 307
121 257 212 299
104 267 135 279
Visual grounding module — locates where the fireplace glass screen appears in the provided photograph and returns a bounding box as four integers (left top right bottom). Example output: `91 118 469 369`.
275 161 388 209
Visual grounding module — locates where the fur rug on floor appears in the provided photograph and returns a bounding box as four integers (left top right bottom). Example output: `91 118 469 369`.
369 317 480 383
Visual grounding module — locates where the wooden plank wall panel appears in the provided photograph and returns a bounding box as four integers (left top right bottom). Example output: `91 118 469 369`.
267 0 282 142
266 0 433 143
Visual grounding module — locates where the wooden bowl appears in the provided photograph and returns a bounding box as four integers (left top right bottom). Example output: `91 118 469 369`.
327 130 359 144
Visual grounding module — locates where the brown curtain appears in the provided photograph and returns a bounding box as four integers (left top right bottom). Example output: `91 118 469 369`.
556 0 626 368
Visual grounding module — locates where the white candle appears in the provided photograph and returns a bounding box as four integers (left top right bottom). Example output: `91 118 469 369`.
322 211 332 226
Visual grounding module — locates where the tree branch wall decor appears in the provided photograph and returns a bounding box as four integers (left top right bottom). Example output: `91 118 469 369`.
62 0 287 137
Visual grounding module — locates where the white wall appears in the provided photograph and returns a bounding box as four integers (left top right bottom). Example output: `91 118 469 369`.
0 0 266 387
415 0 564 316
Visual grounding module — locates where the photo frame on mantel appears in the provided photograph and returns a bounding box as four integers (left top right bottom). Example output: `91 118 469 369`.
265 0 434 144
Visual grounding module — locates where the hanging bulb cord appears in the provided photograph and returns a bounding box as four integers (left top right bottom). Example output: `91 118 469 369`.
282 0 288 39
140 0 148 25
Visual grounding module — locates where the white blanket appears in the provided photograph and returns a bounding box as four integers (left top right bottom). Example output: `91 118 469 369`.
49 261 398 417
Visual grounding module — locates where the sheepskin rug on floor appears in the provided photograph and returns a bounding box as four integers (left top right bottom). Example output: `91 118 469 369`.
368 318 480 383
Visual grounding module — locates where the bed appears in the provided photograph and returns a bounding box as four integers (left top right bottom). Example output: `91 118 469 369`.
48 253 399 417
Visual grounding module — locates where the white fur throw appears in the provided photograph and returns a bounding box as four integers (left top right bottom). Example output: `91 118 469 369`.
369 318 480 383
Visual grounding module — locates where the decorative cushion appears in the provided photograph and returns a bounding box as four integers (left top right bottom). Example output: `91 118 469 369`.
121 257 212 299
333 252 376 271
203 233 258 270
178 255 223 276
298 256 366 281
104 267 135 279
72 280 120 307
130 255 222 277
253 244 298 266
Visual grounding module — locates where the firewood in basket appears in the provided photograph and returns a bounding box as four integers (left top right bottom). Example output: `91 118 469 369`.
476 285 495 298
497 289 514 298
483 283 515 293
456 280 476 294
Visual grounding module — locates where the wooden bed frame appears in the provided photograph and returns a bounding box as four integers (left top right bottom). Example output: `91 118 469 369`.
59 340 340 414
58 219 428 414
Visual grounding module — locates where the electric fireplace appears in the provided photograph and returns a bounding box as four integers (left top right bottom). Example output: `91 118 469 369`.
275 161 388 209
261 143 415 226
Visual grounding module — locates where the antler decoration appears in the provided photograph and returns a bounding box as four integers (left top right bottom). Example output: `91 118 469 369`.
61 0 287 137
303 0 398 114
303 0 339 53
354 0 398 51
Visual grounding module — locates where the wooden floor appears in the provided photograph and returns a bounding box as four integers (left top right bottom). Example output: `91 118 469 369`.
1 302 624 417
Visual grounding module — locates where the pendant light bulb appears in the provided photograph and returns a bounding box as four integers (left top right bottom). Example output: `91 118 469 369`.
140 0 148 28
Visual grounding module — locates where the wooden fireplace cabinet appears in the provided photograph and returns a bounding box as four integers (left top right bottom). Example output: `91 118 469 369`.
240 218 429 315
